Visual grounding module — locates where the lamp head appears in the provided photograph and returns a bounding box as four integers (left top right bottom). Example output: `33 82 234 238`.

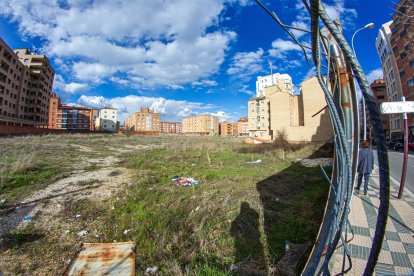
364 23 375 29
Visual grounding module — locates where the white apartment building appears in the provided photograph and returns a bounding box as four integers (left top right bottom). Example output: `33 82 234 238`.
95 107 117 132
256 73 293 97
375 21 404 139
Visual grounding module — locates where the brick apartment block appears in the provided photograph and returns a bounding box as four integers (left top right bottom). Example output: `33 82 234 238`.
0 37 54 126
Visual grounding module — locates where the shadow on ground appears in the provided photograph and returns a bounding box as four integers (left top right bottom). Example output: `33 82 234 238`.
231 143 333 274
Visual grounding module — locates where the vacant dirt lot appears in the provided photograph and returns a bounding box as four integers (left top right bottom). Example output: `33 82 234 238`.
0 134 331 275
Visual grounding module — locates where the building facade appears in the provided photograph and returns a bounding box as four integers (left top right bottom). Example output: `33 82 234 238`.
370 79 390 137
160 122 181 133
182 114 219 135
219 122 238 136
124 107 160 132
376 22 405 139
0 37 54 126
256 73 293 97
95 107 117 132
248 76 332 142
237 117 249 136
390 0 414 140
48 92 92 130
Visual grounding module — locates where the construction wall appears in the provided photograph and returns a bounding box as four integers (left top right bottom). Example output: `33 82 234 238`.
0 125 114 136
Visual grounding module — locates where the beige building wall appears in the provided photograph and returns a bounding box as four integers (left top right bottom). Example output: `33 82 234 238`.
286 77 333 142
161 122 181 133
220 122 238 136
237 121 249 136
247 76 333 142
248 96 272 140
182 114 219 135
124 107 160 131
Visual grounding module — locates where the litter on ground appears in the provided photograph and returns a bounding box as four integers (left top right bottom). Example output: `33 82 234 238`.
77 230 88 237
172 176 200 186
246 159 262 164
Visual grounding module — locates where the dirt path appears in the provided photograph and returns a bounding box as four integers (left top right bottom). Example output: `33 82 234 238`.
0 156 131 235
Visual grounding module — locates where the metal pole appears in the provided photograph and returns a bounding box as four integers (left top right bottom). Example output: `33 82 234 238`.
352 28 366 141
398 96 408 199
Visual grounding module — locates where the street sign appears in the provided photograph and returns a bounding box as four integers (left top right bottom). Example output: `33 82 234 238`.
380 101 414 114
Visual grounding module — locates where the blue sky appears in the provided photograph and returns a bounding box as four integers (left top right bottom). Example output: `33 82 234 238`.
0 0 393 123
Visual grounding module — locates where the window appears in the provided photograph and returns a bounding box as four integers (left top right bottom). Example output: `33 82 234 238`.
410 59 414 68
400 52 407 59
408 79 414 87
400 71 405 78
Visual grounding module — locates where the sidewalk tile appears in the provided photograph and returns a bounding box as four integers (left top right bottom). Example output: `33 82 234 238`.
378 250 393 265
390 251 411 267
375 262 395 276
385 231 401 241
403 243 414 254
394 266 414 276
387 240 406 253
352 234 374 248
408 254 414 266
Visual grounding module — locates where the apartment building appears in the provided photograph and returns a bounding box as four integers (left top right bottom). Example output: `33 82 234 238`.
161 122 181 133
219 122 238 136
95 107 117 132
182 114 219 135
0 37 54 126
248 76 332 142
390 0 414 140
237 117 249 136
48 92 92 130
376 22 404 139
256 73 293 97
124 107 160 132
371 79 389 137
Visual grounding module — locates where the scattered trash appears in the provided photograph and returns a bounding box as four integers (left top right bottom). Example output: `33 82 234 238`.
75 214 81 218
172 175 200 186
191 163 196 167
0 199 6 204
77 230 88 237
24 215 31 221
64 230 70 234
111 206 115 210
145 266 158 275
246 159 262 164
123 229 130 235
195 206 200 212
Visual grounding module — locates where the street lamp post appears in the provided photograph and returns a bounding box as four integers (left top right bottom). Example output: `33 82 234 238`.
351 23 375 141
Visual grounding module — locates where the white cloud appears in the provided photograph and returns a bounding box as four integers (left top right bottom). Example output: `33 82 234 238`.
192 80 218 87
269 39 302 58
366 68 383 84
290 21 310 39
227 48 264 80
64 82 88 94
292 0 357 32
209 110 234 122
77 95 217 122
1 0 242 88
53 74 88 94
238 84 255 96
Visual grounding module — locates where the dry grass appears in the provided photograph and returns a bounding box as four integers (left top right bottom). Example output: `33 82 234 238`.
0 134 331 275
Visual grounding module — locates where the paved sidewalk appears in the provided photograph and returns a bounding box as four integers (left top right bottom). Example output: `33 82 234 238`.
332 168 414 275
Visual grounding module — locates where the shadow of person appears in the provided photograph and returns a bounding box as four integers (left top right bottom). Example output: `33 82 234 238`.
256 143 332 271
230 202 267 275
